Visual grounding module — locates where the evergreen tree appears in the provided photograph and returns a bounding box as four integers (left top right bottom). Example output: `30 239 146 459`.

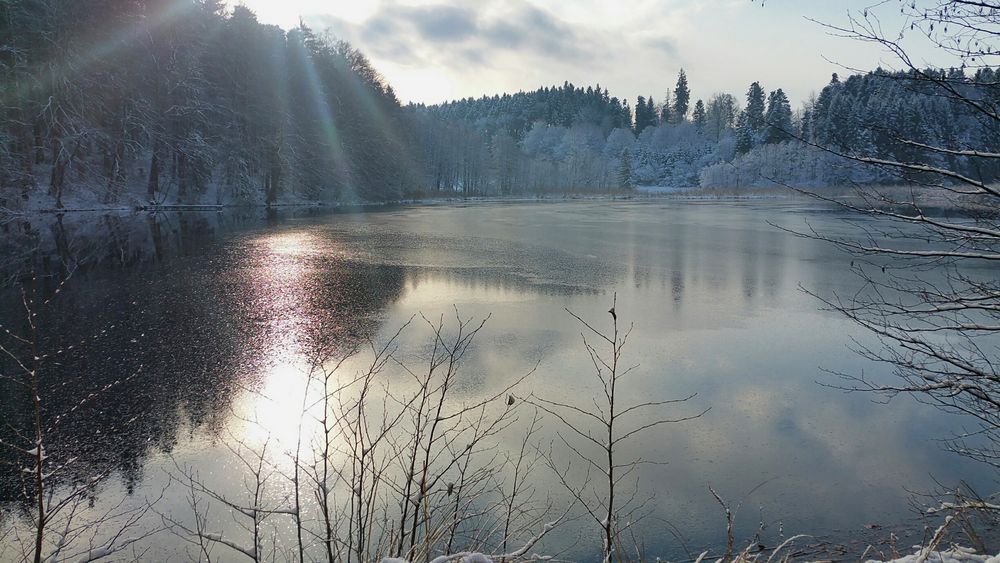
646 96 657 128
660 89 672 124
764 88 793 144
735 112 754 154
799 109 812 142
744 82 766 132
634 95 651 134
673 69 690 122
622 98 633 130
692 99 706 131
735 81 766 152
617 148 633 189
811 73 842 147
429 82 632 139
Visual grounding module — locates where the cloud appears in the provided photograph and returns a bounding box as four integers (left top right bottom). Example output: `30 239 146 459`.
358 16 399 43
307 0 598 72
640 35 679 57
407 5 477 42
252 0 947 108
482 3 592 61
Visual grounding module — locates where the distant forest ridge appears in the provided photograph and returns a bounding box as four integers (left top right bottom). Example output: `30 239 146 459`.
2 2 999 209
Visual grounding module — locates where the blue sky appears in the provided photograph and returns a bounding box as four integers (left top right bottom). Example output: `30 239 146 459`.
238 0 953 108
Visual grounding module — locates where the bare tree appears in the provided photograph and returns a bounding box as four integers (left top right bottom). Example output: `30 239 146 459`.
761 2 1000 473
0 270 159 562
532 296 707 562
161 310 541 563
161 433 298 562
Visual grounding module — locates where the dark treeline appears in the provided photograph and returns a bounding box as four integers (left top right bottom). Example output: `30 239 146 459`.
408 83 634 194
424 83 633 138
0 1 418 209
4 2 1000 210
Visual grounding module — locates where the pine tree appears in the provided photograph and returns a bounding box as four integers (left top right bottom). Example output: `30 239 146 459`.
735 112 754 154
646 96 657 128
744 82 766 132
673 69 690 122
623 98 633 130
692 99 706 132
735 81 766 152
764 88 793 144
811 73 843 147
660 89 672 124
635 95 651 134
617 148 633 189
799 109 812 142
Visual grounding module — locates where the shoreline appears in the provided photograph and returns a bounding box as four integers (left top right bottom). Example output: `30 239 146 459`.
0 189 802 218
3 182 981 218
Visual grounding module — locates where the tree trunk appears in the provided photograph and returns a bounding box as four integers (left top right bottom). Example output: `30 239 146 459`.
177 152 188 202
266 148 280 206
49 145 67 209
104 140 125 204
146 146 160 203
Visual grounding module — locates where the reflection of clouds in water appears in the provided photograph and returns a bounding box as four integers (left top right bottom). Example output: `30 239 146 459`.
342 201 992 556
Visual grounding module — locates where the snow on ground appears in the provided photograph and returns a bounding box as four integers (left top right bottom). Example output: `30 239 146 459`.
379 545 1000 563
634 185 697 195
381 555 494 563
869 546 1000 563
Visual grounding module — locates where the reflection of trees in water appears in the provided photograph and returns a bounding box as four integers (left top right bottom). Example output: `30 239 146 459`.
0 209 406 507
400 266 605 297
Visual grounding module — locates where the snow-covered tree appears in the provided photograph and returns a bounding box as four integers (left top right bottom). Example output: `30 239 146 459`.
735 81 767 153
617 148 634 189
660 89 673 124
764 88 794 144
705 93 739 142
692 99 707 132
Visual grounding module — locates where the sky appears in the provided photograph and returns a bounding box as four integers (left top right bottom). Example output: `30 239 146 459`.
235 0 952 108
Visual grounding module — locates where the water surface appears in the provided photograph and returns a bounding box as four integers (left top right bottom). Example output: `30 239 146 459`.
0 200 994 561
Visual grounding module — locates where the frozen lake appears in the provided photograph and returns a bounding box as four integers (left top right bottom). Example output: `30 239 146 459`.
0 200 993 561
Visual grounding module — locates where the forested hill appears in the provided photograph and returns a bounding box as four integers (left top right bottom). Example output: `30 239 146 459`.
417 67 1000 192
808 69 1000 164
420 83 633 139
0 1 419 208
3 2 1000 210
702 68 1000 188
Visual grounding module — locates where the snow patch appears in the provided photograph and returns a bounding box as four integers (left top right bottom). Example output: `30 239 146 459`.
869 546 1000 563
635 185 696 195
